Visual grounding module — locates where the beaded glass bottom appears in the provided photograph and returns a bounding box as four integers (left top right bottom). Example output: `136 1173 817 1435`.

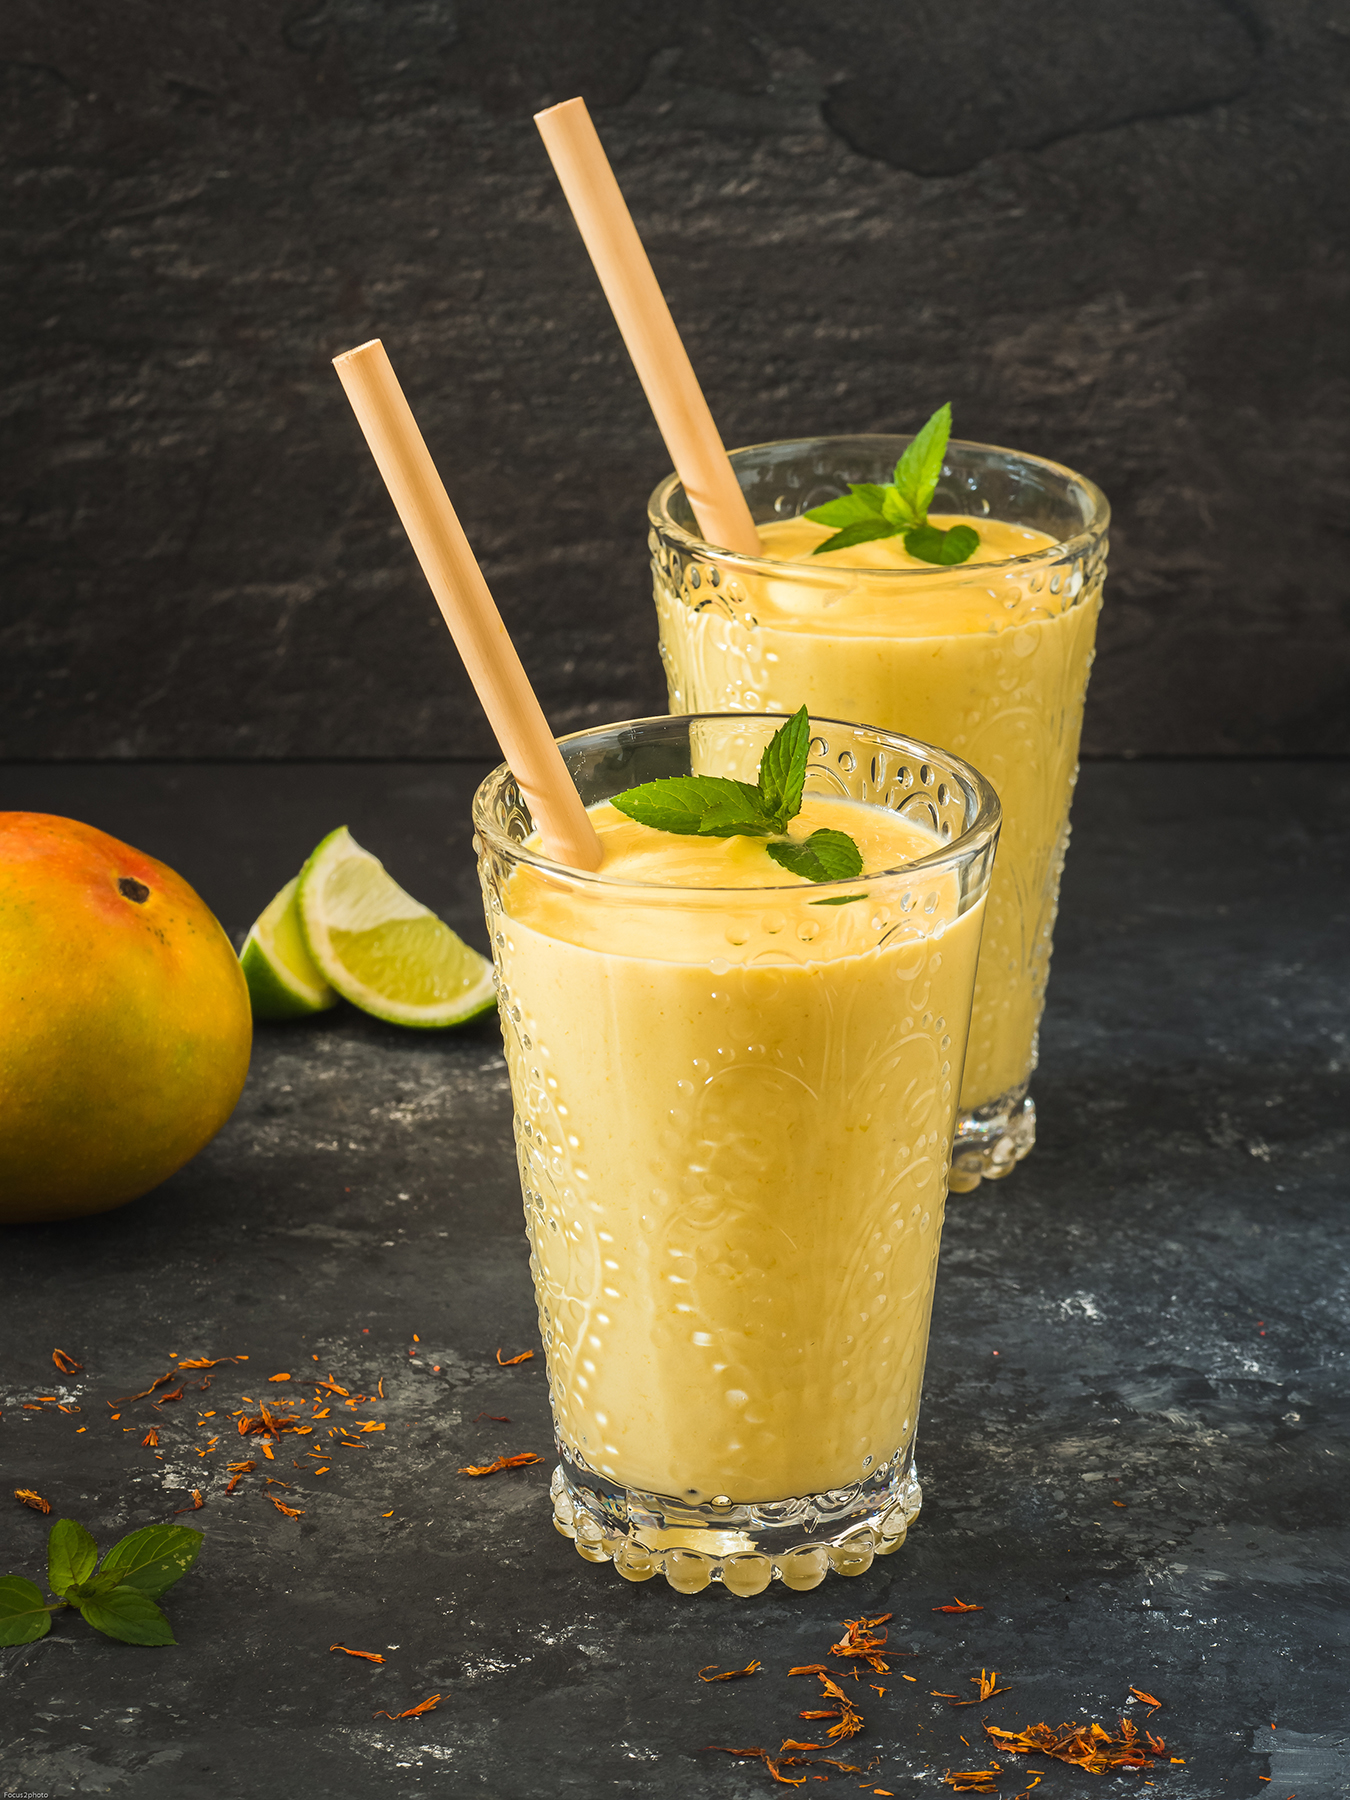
950 1085 1036 1193
549 1445 924 1595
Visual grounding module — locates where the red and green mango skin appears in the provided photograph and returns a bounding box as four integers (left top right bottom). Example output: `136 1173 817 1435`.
0 813 251 1222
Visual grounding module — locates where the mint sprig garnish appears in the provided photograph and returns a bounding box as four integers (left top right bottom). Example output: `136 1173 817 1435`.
610 707 864 885
765 830 863 883
609 774 776 840
756 700 811 825
0 1517 202 1646
804 402 980 565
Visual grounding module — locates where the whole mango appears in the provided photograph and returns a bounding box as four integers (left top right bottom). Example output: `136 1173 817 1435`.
0 814 252 1223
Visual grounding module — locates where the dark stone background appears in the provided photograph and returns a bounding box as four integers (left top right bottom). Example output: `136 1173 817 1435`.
2 0 1348 763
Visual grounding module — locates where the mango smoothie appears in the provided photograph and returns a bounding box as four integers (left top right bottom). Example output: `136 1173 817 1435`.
475 714 1000 1589
650 436 1110 1187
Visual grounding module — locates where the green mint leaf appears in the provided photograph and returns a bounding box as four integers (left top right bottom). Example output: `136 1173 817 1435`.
765 829 865 885
48 1518 98 1597
98 1524 202 1599
810 517 901 557
756 706 810 828
78 1585 176 1647
699 780 778 837
881 486 922 528
610 775 775 839
803 484 888 527
892 402 952 522
904 522 980 566
69 1573 128 1602
0 1576 53 1645
808 892 869 906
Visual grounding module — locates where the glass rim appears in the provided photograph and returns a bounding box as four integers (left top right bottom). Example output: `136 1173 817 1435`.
647 432 1111 576
472 712 1002 898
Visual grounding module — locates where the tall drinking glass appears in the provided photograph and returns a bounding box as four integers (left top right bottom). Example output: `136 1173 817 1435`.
474 713 999 1594
650 438 1109 1190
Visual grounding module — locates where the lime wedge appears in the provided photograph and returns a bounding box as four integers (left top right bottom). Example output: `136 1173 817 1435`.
296 827 496 1029
241 876 339 1020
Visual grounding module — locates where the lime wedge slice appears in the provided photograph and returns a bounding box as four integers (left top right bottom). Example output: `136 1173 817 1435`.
296 827 496 1029
241 875 340 1020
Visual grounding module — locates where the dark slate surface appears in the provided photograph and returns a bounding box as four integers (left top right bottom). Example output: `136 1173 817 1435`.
1 758 1347 1798
2 1 1349 762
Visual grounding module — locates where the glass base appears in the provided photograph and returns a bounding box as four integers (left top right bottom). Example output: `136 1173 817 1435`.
548 1446 923 1595
950 1086 1037 1193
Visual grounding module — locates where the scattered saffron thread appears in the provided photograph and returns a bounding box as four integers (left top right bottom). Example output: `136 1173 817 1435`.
374 1693 440 1721
984 1715 1164 1775
459 1453 543 1477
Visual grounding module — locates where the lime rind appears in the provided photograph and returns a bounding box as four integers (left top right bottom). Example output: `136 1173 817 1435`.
296 827 496 1030
240 876 339 1020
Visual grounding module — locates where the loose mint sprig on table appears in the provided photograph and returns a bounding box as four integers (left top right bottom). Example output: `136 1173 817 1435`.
610 707 864 884
0 1517 202 1646
804 402 980 565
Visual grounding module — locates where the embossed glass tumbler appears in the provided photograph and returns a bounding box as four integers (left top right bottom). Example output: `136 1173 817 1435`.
651 437 1110 1191
473 713 999 1594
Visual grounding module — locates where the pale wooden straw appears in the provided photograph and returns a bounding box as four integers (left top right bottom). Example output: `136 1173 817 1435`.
333 339 602 872
535 97 762 558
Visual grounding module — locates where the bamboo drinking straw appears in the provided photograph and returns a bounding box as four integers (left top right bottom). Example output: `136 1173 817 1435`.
535 97 762 558
333 339 602 872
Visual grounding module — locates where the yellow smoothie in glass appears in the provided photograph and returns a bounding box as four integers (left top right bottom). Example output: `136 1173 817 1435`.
493 792 985 1505
653 476 1107 1182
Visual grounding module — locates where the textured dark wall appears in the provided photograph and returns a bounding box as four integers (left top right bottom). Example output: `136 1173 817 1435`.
2 0 1347 760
